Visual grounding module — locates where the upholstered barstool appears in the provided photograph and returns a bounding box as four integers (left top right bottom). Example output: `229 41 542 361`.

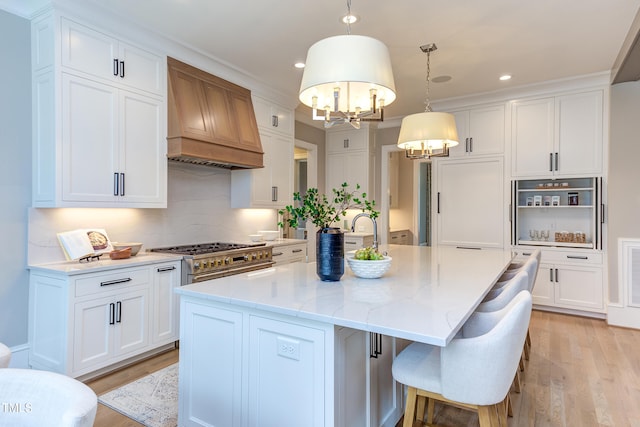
393 291 532 427
0 368 97 427
0 342 11 368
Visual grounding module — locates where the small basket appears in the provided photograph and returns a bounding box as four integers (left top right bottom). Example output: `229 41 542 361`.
346 256 392 279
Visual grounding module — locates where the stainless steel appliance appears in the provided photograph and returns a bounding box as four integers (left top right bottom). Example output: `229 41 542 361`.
149 242 273 284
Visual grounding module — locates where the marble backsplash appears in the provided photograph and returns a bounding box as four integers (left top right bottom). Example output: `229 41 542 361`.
28 162 279 264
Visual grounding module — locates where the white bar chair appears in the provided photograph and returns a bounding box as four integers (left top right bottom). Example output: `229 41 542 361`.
392 291 532 427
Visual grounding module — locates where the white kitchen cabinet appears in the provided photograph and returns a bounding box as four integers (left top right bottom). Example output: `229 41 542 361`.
335 328 403 427
389 230 410 245
514 249 604 314
28 260 180 379
511 90 603 178
178 300 243 427
31 12 167 208
388 151 400 208
61 17 164 96
73 288 149 373
344 233 374 250
252 95 294 136
326 127 373 196
231 129 293 208
61 74 165 205
435 156 505 249
152 262 181 344
449 104 505 157
178 298 334 427
270 240 307 264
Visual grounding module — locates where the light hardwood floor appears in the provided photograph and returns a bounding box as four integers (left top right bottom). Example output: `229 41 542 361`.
85 310 640 427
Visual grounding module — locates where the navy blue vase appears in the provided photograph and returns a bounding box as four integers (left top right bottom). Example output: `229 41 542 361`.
316 227 344 281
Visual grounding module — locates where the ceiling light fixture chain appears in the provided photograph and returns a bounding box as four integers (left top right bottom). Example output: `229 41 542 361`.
346 0 352 35
421 43 436 113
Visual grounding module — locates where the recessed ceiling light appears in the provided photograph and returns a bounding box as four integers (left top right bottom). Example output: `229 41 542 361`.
341 14 358 24
499 74 512 81
294 62 305 69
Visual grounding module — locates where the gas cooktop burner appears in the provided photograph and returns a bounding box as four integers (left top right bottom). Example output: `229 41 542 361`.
150 242 266 256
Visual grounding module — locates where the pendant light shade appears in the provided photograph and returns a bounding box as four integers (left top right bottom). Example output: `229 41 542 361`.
397 43 458 158
299 34 396 128
397 111 459 152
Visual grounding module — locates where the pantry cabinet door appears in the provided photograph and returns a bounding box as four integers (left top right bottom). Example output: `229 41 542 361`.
511 97 555 177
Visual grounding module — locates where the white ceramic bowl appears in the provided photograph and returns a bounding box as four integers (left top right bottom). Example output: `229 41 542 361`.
111 242 143 256
248 234 263 242
346 256 392 279
258 230 279 241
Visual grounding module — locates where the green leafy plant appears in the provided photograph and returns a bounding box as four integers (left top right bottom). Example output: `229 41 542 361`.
278 183 378 230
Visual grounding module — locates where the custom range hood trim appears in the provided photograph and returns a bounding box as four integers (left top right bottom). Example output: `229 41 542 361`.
167 57 264 169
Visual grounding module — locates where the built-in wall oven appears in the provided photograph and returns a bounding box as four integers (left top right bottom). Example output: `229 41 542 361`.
149 242 273 285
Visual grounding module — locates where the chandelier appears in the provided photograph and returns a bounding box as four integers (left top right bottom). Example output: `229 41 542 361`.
298 0 396 129
397 43 459 158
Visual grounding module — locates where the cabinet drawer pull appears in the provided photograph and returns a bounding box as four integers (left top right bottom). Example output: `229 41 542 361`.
272 252 284 257
566 255 588 260
456 246 481 250
157 266 176 272
345 241 357 245
292 249 303 253
116 301 122 323
100 278 132 287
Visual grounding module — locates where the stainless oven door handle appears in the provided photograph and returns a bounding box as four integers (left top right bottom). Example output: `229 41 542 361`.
190 262 274 283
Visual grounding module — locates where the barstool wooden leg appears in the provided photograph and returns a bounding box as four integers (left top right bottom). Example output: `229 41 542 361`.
403 387 418 427
416 396 426 424
519 352 525 372
524 329 532 360
512 370 521 393
426 398 435 425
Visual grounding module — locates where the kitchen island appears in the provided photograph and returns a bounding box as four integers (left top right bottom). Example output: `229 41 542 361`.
175 245 513 427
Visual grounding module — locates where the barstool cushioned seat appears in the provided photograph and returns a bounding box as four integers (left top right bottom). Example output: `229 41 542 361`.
0 368 97 427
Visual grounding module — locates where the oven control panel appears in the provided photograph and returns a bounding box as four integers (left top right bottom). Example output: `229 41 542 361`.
188 247 273 274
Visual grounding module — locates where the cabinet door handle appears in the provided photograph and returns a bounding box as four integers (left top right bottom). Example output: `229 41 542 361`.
292 249 303 253
100 278 132 287
113 58 119 76
465 138 469 152
120 173 125 196
601 204 606 223
116 301 122 323
437 192 441 214
119 60 125 78
554 152 559 171
157 266 176 272
109 302 115 325
344 138 349 149
469 137 473 153
272 186 278 202
550 268 554 282
271 115 278 127
549 153 553 172
555 268 559 282
369 332 382 358
114 173 119 196
566 255 588 260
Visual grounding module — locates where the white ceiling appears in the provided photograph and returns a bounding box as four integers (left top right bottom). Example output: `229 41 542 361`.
4 0 640 121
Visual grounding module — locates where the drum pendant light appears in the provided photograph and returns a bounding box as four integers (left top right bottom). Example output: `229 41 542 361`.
397 43 459 158
298 0 396 129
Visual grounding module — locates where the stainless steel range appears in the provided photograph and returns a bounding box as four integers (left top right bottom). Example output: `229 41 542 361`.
150 242 273 284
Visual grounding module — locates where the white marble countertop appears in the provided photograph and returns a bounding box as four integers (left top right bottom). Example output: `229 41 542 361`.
176 245 514 346
28 252 183 275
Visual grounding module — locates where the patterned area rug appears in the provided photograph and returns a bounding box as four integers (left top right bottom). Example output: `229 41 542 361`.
98 363 178 427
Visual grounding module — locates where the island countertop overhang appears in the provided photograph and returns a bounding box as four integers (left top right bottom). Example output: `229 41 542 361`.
175 245 514 346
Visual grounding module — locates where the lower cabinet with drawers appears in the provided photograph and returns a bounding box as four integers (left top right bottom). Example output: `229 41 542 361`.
28 257 181 379
513 248 604 315
270 239 307 265
389 229 410 245
344 233 374 250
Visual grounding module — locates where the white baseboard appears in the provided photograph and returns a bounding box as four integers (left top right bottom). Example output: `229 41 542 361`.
6 343 29 369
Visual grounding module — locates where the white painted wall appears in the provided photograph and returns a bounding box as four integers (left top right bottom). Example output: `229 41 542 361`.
0 10 31 348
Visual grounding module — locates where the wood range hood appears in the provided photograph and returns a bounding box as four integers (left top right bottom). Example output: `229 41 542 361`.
167 57 263 169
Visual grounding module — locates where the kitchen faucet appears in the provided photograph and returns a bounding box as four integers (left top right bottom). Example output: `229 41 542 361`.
351 213 378 251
